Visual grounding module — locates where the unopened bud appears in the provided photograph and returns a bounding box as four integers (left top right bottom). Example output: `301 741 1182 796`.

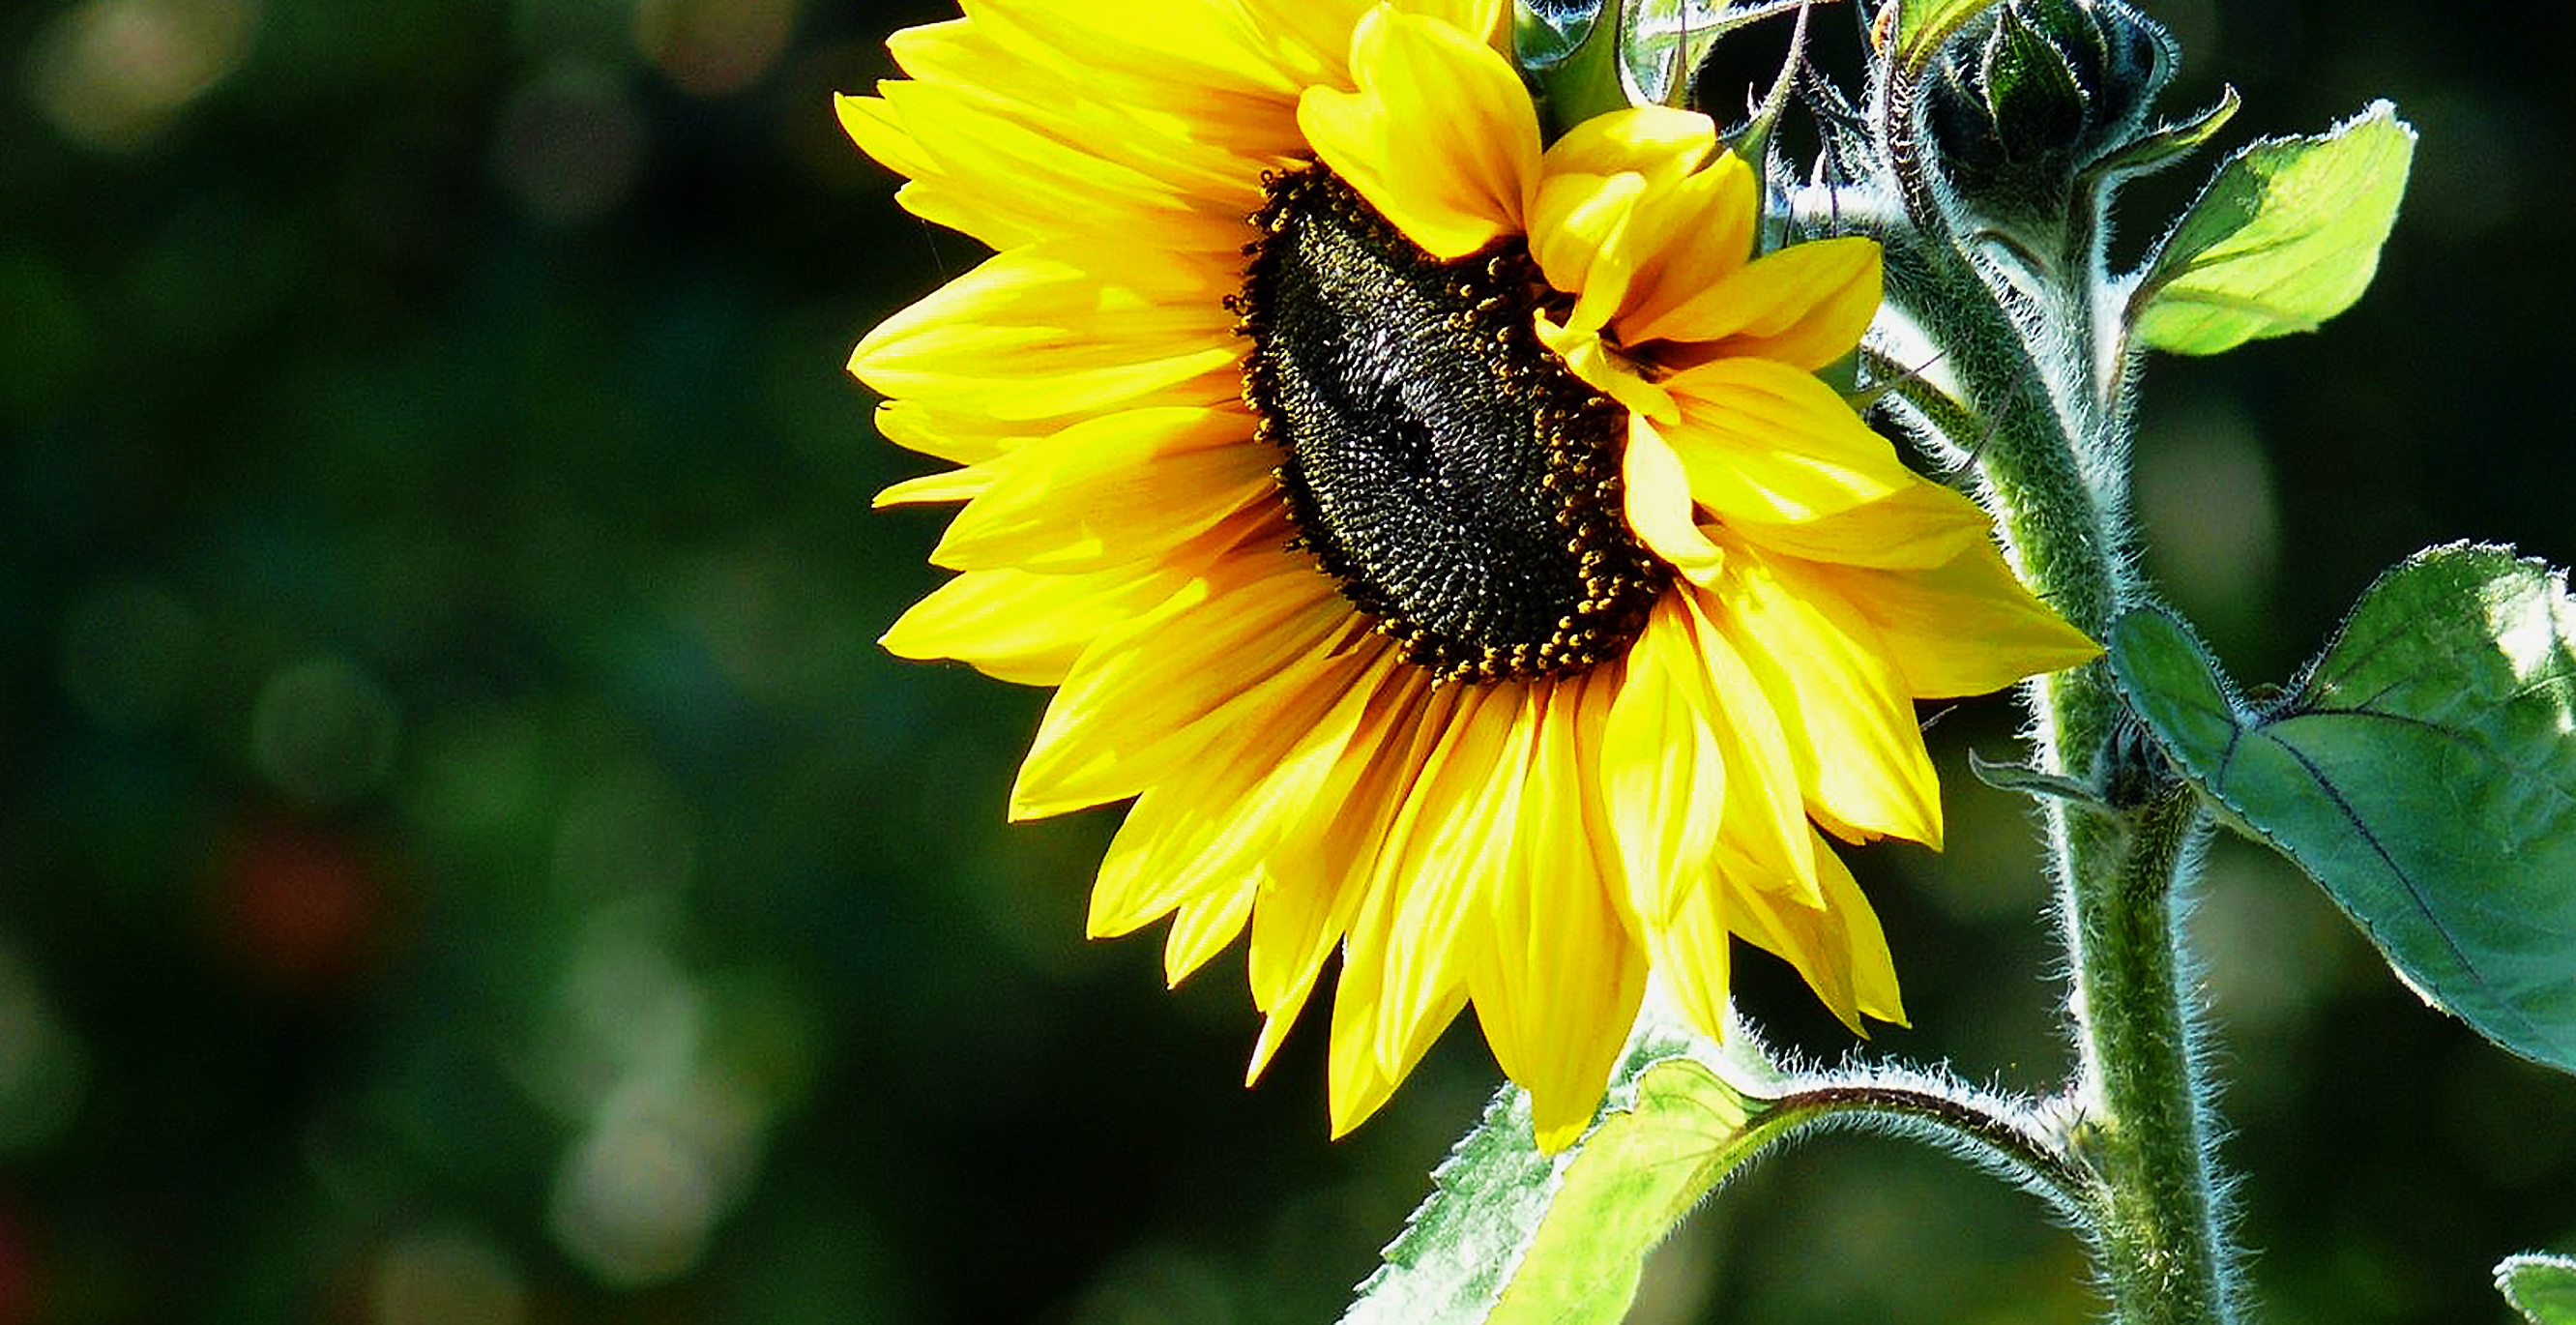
1918 0 2176 241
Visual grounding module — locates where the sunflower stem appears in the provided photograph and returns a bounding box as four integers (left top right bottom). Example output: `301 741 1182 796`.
2057 784 2235 1324
1885 168 2243 1324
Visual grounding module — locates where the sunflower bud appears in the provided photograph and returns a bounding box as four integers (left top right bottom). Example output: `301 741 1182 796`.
1917 0 2176 243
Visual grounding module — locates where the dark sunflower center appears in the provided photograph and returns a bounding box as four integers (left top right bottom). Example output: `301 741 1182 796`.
1235 166 1667 684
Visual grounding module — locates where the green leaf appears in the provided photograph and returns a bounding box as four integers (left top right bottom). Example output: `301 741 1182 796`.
2108 546 2576 1076
1892 0 1995 71
1341 1006 1775 1324
1619 0 1807 109
2131 100 2415 355
1517 0 1625 136
2499 1252 2576 1324
1489 1059 1768 1323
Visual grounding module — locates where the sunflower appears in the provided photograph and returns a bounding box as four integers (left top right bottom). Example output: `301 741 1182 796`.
846 0 2098 1148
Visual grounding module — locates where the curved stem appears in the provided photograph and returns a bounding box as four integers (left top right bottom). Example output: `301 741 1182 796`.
1759 1075 2096 1218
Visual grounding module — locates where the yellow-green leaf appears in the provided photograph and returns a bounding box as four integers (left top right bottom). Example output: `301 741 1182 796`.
1891 0 1994 70
1340 1005 1773 1324
2131 101 2414 355
2499 1252 2576 1325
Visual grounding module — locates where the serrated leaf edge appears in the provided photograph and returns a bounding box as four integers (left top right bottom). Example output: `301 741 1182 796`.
2497 1251 2576 1323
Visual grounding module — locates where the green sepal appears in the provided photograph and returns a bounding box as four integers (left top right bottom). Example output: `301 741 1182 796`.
1968 748 2110 808
1516 1 1625 137
2129 100 2415 355
1622 0 1813 110
1518 0 1817 135
2082 85 2238 183
2499 1252 2576 1324
1341 1004 1776 1324
1979 3 2087 148
2107 546 2576 1077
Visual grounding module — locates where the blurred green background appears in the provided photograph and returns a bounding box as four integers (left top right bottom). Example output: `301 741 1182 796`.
1 0 2570 1321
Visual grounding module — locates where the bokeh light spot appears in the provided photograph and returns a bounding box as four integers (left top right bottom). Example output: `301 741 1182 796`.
0 948 88 1154
634 0 799 98
249 654 402 808
548 1072 763 1289
491 67 648 226
556 916 705 1094
24 0 261 152
214 818 390 991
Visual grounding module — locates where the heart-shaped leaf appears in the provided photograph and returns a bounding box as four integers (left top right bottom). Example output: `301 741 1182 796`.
2109 545 2576 1075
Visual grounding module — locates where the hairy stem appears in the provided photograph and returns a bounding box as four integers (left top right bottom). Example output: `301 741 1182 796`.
1759 1075 2093 1217
2059 786 2233 1323
1886 200 2240 1321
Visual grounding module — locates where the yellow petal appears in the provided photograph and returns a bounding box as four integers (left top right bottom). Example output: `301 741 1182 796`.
870 77 1256 250
1812 545 2103 698
886 15 1279 200
1623 236 1881 368
969 0 1311 102
1088 643 1383 938
1658 358 1930 528
836 90 936 184
942 6 1310 188
1391 0 1511 44
1707 543 1944 847
1600 594 1728 925
1297 7 1538 259
1530 170 1648 337
1471 682 1648 1152
1620 416 1725 580
1362 683 1536 1071
874 463 994 509
873 400 1013 467
1597 149 1757 339
1676 587 1820 902
1244 667 1443 1083
1722 832 1907 1031
930 407 1272 573
1537 313 1678 423
851 244 1242 425
1328 901 1470 1138
1244 664 1426 1000
1642 885 1736 1046
1748 484 2003 570
1163 879 1258 987
1537 104 1716 186
1010 550 1350 818
1329 969 1473 1134
881 551 1215 686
